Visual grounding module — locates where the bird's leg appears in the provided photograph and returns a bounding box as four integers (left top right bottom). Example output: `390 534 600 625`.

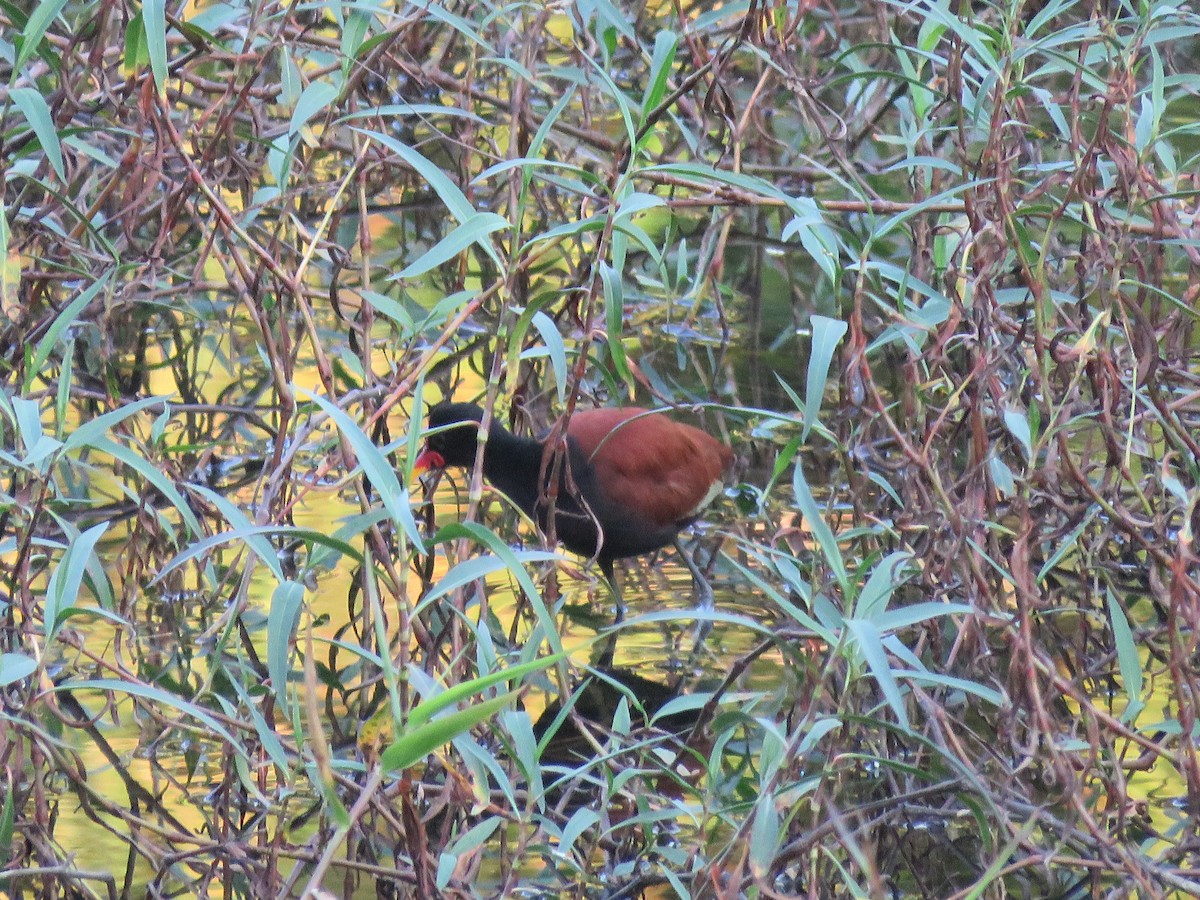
675 537 717 660
673 538 716 612
600 558 625 624
593 629 619 669
591 559 623 669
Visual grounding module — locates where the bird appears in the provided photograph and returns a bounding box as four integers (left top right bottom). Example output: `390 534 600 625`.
413 401 732 614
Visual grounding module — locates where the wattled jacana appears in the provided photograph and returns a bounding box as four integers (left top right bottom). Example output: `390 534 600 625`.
414 402 732 612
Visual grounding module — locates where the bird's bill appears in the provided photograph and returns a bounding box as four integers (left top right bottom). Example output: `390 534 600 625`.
412 448 445 474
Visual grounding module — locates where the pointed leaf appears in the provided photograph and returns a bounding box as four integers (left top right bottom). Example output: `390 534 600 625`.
845 618 910 731
639 31 678 127
296 387 424 550
142 0 168 94
803 316 847 442
16 0 69 70
289 80 339 138
382 692 514 771
394 213 509 280
9 88 65 181
268 581 306 710
45 522 108 642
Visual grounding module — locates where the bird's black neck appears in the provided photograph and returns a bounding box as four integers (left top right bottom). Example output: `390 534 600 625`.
481 425 546 519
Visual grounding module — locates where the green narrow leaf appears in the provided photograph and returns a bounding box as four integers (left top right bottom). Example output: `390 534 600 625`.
873 601 975 632
792 464 850 596
727 551 832 640
416 551 560 611
617 607 776 639
601 263 631 385
404 379 429 482
296 386 425 551
1024 0 1074 35
12 397 46 453
123 12 149 75
220 676 291 779
0 653 37 688
748 795 781 878
648 162 831 227
1106 589 1144 723
315 764 351 829
529 310 567 404
499 709 543 802
989 455 1015 498
382 692 514 771
451 720 514 808
62 395 168 453
1134 95 1156 154
560 807 601 856
15 0 69 70
639 31 678 128
1151 47 1164 125
803 316 847 442
853 551 912 621
757 720 786 781
44 522 108 643
60 679 246 754
94 435 204 538
1002 405 1033 461
393 213 510 280
1036 505 1097 584
355 129 473 221
340 104 486 126
279 46 301 105
9 88 65 181
406 653 564 731
897 669 1004 707
577 51 637 150
614 191 665 220
472 156 590 184
142 0 168 93
26 272 112 393
228 727 274 809
521 215 605 250
152 524 361 587
959 819 1040 900
867 180 991 246
781 199 841 285
0 195 12 315
1006 214 1038 272
0 771 13 865
433 522 565 656
674 235 688 288
267 581 306 712
55 338 73 440
289 80 340 138
798 716 842 755
341 8 372 72
437 818 502 889
826 852 871 899
845 618 910 731
417 2 494 51
356 289 414 334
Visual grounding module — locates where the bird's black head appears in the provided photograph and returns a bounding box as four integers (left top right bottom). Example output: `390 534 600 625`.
416 402 487 469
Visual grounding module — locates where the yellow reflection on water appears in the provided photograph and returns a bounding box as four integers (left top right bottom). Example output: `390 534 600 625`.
46 322 768 895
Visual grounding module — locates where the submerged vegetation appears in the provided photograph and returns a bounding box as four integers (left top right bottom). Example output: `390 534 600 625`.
2 0 1200 896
